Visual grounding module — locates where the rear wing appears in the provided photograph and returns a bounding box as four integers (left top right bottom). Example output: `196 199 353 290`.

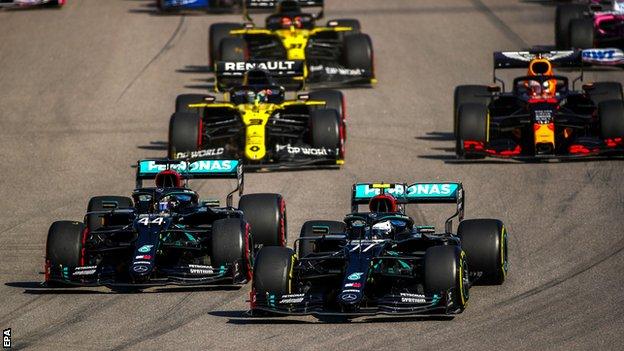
136 159 243 207
244 0 324 21
492 49 584 91
582 48 624 67
351 182 464 232
214 60 305 91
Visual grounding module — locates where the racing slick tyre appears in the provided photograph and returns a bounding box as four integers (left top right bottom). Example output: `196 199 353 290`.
456 103 488 158
453 85 490 137
211 218 252 281
253 246 295 296
457 219 508 285
298 220 346 258
46 221 84 268
569 19 594 49
589 82 624 105
168 112 202 159
328 19 361 33
209 23 243 68
86 196 133 232
175 94 208 114
342 33 373 73
598 100 624 139
310 109 342 157
308 90 345 121
555 4 587 49
424 245 468 313
239 193 287 247
219 37 247 62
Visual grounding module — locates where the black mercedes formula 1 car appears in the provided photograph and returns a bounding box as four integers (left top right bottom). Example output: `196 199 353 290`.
454 50 624 159
169 67 346 169
44 158 287 290
208 0 374 89
249 182 508 319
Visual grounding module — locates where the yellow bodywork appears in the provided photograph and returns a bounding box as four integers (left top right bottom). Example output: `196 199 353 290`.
534 123 555 148
189 100 326 161
230 26 353 77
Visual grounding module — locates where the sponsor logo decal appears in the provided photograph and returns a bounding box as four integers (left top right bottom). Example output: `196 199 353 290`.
189 265 214 275
340 293 359 302
140 160 237 174
175 148 224 159
3 328 10 349
400 293 426 304
224 61 296 71
278 294 305 304
133 265 149 273
138 245 153 253
73 266 97 276
347 272 363 281
344 282 362 288
135 255 152 260
276 144 331 156
582 48 624 65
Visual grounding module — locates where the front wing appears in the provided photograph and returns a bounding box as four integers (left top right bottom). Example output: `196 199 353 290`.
250 291 457 318
45 262 248 289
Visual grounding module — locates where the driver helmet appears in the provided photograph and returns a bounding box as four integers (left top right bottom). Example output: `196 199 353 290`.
155 169 182 188
371 220 393 239
527 58 556 98
369 194 398 213
156 195 180 214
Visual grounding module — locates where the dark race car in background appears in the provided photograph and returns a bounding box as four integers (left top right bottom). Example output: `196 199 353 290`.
250 182 508 319
555 0 624 50
45 158 287 290
208 0 374 89
169 65 347 169
454 50 624 160
0 0 64 8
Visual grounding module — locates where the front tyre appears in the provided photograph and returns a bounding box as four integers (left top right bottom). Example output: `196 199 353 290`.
239 194 287 247
456 103 488 158
424 245 469 313
310 109 343 160
458 219 508 285
599 100 624 140
46 221 85 282
342 33 373 74
211 218 252 281
168 112 202 159
253 246 295 296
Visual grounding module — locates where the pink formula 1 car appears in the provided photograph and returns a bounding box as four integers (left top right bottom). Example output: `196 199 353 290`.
556 1 623 50
0 0 64 8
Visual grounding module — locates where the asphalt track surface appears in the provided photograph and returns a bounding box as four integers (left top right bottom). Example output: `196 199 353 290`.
0 0 623 350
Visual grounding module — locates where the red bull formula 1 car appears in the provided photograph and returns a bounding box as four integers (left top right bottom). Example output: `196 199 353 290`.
454 50 624 159
45 158 287 290
249 182 508 319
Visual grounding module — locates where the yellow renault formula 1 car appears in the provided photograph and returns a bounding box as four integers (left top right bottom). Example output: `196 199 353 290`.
208 0 375 89
168 66 346 169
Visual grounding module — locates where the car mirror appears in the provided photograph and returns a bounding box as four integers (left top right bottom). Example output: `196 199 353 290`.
487 85 501 93
582 83 594 91
203 95 216 103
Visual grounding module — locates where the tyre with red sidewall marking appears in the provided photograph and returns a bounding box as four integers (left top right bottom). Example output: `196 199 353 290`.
211 218 253 281
239 193 286 247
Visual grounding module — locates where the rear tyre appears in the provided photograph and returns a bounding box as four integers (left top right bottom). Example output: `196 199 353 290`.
569 18 594 49
211 218 252 281
253 246 295 296
87 196 133 232
589 82 624 105
175 94 208 114
599 100 624 139
555 4 587 49
310 109 342 156
457 219 508 285
456 103 488 158
209 23 243 67
298 220 345 258
168 112 202 158
219 37 247 62
453 85 490 137
424 245 468 312
342 33 373 73
239 193 287 247
46 221 84 269
328 19 361 33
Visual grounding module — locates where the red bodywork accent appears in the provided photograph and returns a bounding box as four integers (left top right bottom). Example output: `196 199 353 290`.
197 117 203 148
369 194 398 213
569 144 597 154
463 140 485 151
44 259 51 282
155 169 183 188
80 227 89 266
463 141 522 157
605 137 623 148
249 287 257 309
528 98 559 104
244 222 253 281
